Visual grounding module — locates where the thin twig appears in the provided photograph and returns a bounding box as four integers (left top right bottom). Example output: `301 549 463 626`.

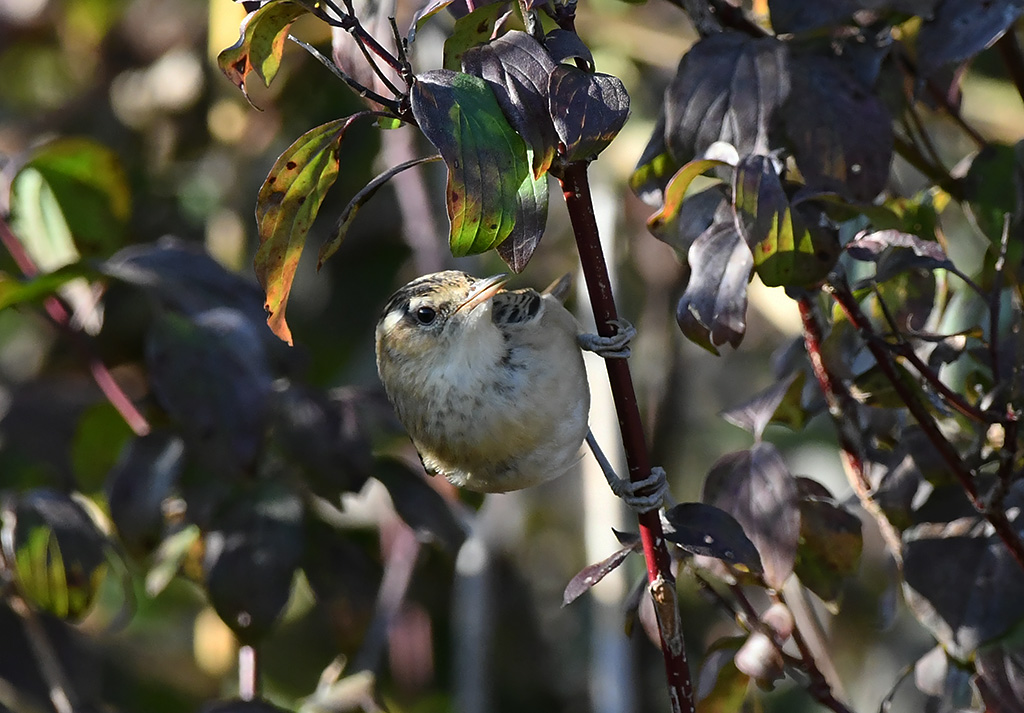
0 215 150 436
558 161 695 713
796 296 905 564
828 279 1024 570
287 36 403 116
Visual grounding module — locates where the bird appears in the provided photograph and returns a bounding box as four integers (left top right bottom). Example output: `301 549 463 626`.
375 270 667 509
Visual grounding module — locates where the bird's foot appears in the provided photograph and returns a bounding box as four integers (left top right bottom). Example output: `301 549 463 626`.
578 319 636 359
585 430 669 513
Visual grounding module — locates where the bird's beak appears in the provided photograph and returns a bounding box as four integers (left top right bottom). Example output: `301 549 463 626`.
456 274 508 313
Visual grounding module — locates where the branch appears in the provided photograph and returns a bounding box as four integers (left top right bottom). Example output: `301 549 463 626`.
796 296 904 565
0 215 150 436
827 279 1024 571
287 36 404 117
557 161 695 713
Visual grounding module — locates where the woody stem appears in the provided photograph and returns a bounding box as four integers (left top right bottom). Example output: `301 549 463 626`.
559 160 695 713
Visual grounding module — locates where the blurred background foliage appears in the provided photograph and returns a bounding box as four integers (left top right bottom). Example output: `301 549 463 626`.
1 0 1024 712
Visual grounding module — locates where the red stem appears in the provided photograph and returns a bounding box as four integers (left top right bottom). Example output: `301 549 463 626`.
559 161 694 713
828 281 1024 570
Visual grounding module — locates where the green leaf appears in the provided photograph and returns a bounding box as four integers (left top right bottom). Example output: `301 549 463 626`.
647 158 731 237
217 0 310 105
9 166 79 272
0 262 97 312
410 70 530 257
733 155 839 288
497 147 549 273
793 478 862 612
255 114 370 344
442 3 505 71
696 639 751 713
17 137 131 255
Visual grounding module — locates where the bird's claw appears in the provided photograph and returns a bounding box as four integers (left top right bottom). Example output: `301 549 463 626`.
578 318 636 359
608 466 669 514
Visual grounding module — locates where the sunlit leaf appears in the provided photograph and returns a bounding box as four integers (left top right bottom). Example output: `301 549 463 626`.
410 70 531 257
647 158 731 238
630 115 679 206
217 0 310 104
442 3 505 71
255 115 370 344
0 262 96 312
733 155 840 288
496 148 549 273
548 66 629 162
462 30 558 177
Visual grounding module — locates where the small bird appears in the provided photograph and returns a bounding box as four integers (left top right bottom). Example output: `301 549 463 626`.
375 271 666 508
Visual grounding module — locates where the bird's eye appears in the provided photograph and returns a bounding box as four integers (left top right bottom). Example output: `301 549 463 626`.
414 306 437 325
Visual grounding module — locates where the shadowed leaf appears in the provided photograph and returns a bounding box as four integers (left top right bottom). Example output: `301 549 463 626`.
703 442 800 589
548 66 629 162
146 308 274 476
975 644 1024 713
733 155 840 288
793 477 862 611
647 158 731 240
902 490 1024 659
768 0 858 33
0 263 97 312
496 148 549 273
205 484 304 644
663 33 788 164
564 538 641 606
255 115 370 344
217 0 310 105
544 28 593 67
411 70 531 258
917 0 1024 76
696 638 750 713
407 0 458 44
462 30 558 177
721 372 799 441
846 229 952 270
663 502 763 573
650 186 728 256
373 457 466 552
780 50 892 201
630 114 679 206
676 211 752 354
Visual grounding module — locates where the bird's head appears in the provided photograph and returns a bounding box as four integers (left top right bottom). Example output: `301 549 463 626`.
375 271 508 367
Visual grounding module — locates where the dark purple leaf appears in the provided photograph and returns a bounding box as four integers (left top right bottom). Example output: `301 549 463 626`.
563 540 641 606
106 430 185 556
268 383 372 500
548 66 629 162
462 30 558 176
733 155 840 287
302 516 380 624
902 495 1024 659
975 644 1024 713
768 0 858 33
663 33 789 163
145 308 274 476
372 457 467 552
780 51 892 201
703 442 800 589
663 502 763 573
676 213 752 354
544 28 593 67
651 185 728 255
792 477 862 610
200 699 292 713
721 372 799 441
204 484 304 644
7 489 112 621
410 70 534 257
917 0 1024 77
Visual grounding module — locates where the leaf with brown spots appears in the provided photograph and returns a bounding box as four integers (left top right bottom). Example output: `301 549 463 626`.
410 70 533 258
255 114 370 344
217 0 310 107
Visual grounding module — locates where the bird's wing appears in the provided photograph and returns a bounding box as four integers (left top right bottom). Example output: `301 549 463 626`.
491 288 543 327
